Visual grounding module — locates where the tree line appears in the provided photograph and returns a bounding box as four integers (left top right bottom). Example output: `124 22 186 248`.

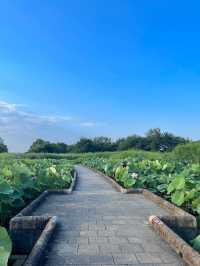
0 138 8 153
28 128 188 154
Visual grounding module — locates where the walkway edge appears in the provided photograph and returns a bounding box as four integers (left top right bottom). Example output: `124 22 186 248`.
82 166 195 218
16 170 77 217
149 215 200 266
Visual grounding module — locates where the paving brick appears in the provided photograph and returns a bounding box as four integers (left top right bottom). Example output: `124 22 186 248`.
135 252 163 263
108 237 129 244
98 244 121 254
88 255 114 264
32 166 184 266
119 243 144 253
78 245 99 255
89 237 109 244
113 254 138 264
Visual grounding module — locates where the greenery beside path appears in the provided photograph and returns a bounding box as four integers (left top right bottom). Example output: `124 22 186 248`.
82 156 200 216
81 148 200 252
0 159 73 227
1 140 200 264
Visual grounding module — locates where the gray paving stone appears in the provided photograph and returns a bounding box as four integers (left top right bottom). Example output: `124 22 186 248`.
89 237 109 244
119 243 144 253
108 237 129 244
98 244 121 254
113 254 138 264
88 255 114 264
135 252 163 263
78 246 99 255
31 165 184 266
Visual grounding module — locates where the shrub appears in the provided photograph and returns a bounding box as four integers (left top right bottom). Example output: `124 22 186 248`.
173 141 200 163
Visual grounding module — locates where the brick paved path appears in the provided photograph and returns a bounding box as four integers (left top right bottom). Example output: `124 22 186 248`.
33 165 184 266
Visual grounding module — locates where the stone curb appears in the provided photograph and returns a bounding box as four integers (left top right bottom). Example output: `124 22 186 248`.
82 166 199 265
24 216 58 266
149 215 200 266
84 166 196 219
16 170 77 216
9 169 77 266
142 189 193 217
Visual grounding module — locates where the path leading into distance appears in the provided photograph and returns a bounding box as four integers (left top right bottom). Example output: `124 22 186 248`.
32 165 184 266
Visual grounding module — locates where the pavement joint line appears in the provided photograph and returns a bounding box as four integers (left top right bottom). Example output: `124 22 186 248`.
25 165 185 265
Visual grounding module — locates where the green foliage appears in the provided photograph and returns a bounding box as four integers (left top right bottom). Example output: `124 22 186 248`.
145 128 187 152
171 191 185 206
0 159 73 226
117 128 187 152
173 141 200 163
0 226 12 266
167 175 185 194
27 128 187 154
191 235 200 252
0 138 8 153
28 139 69 153
82 154 200 216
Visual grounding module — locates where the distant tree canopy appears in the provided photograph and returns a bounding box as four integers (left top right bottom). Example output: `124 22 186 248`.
0 138 8 153
28 139 69 153
74 137 116 153
113 128 188 152
27 128 189 154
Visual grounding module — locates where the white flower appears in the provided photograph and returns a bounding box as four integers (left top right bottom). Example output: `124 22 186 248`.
131 172 138 179
49 166 57 174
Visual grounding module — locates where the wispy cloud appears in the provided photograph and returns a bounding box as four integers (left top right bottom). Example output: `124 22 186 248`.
17 111 72 125
0 101 72 127
0 100 105 152
0 101 24 113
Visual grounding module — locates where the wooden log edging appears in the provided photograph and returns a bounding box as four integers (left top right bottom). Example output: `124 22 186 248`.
83 166 199 266
9 169 77 266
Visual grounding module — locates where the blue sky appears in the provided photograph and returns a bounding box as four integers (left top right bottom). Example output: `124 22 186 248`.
0 1 200 152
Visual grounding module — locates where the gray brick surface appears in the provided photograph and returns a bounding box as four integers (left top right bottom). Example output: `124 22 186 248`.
32 165 184 265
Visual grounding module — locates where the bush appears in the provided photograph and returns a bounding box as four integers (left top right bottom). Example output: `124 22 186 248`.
173 141 200 163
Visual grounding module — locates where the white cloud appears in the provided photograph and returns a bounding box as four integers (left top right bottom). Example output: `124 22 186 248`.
17 111 72 125
0 100 105 152
0 101 72 127
0 101 19 113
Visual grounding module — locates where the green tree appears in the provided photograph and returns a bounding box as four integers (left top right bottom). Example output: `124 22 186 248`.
0 138 8 153
145 128 162 151
145 128 188 151
28 139 69 153
28 139 49 153
75 138 94 153
93 137 116 152
117 135 147 151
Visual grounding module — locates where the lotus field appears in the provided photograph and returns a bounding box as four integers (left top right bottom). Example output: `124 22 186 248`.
0 158 73 265
82 156 200 217
82 156 200 251
1 151 200 262
0 159 73 226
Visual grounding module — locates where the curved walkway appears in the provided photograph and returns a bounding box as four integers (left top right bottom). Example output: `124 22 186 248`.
32 165 184 266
